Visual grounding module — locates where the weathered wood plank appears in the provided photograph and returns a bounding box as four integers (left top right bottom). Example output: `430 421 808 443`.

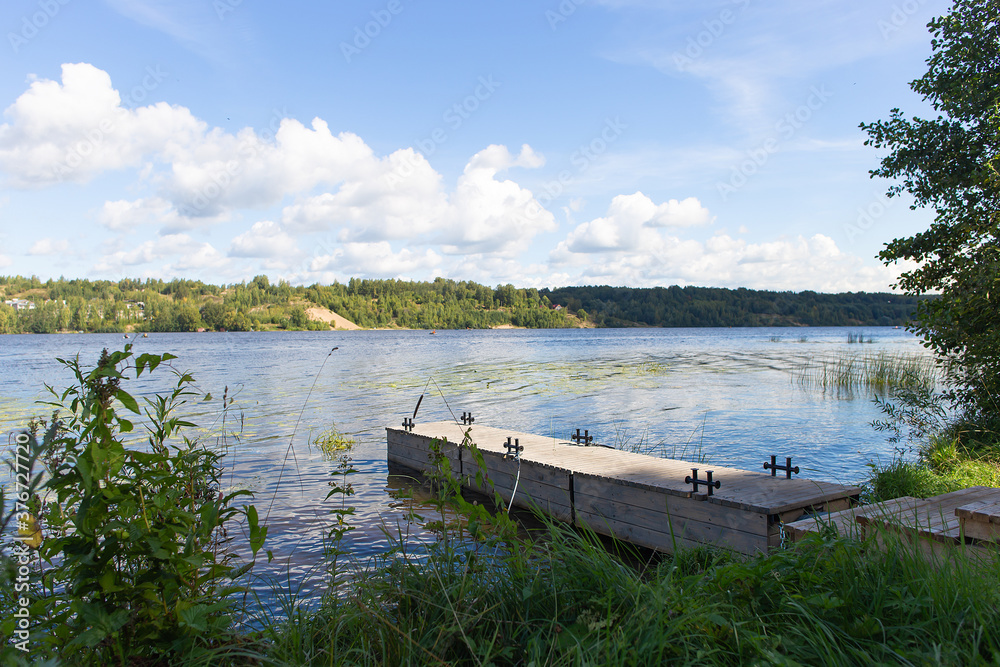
574 507 768 554
573 473 768 534
574 493 767 554
461 466 572 511
957 500 1000 543
856 487 1000 544
386 433 462 475
785 497 921 542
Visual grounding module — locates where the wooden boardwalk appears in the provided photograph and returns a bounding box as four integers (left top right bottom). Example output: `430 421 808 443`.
786 486 1000 561
387 420 862 555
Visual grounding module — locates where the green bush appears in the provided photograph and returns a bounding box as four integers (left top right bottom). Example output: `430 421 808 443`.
2 346 267 664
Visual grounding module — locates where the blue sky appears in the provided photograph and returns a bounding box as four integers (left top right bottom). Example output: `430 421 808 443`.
0 0 949 291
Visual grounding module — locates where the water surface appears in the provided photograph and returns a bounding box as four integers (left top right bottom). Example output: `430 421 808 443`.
0 327 928 597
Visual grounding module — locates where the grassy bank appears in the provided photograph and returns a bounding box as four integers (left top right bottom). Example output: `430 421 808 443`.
255 516 1000 666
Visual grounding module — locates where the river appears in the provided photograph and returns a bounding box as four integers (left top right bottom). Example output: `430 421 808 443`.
1 326 930 598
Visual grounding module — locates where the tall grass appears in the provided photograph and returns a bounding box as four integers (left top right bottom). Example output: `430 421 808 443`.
796 350 939 395
261 512 1000 665
846 331 874 344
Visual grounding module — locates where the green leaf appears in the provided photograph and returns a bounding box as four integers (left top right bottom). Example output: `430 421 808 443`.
247 505 267 556
116 389 140 414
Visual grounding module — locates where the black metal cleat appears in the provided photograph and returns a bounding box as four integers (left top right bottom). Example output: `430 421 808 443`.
685 468 721 496
461 412 475 425
571 428 593 446
503 436 523 459
764 456 799 479
402 417 415 432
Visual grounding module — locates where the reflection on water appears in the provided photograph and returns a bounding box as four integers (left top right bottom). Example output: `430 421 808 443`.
0 327 930 597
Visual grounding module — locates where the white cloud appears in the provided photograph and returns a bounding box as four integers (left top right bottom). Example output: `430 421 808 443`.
27 238 71 256
308 242 441 279
280 147 448 238
555 227 902 292
283 143 553 256
561 192 711 254
0 254 10 269
98 197 180 231
93 233 227 274
0 63 203 187
440 144 557 256
229 221 301 259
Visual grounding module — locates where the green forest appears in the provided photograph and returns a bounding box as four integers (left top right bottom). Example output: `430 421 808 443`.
542 285 924 327
0 274 922 334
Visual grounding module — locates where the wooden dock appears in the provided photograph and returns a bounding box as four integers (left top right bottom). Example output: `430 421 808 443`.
386 420 862 555
786 486 1000 561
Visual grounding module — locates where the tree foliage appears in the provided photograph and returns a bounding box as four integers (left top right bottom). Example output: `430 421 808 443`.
860 0 1000 425
543 285 919 327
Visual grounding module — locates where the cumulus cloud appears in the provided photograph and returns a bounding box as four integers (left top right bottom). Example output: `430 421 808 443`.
308 242 441 279
440 144 557 256
98 197 181 231
0 63 202 187
93 233 227 274
280 147 447 238
229 221 301 259
555 225 900 292
283 143 554 256
560 192 711 254
1 62 901 293
27 238 71 255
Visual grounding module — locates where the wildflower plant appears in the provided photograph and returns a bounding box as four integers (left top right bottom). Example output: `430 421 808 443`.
19 345 266 663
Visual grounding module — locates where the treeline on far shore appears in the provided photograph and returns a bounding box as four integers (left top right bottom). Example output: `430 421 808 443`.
542 285 923 328
0 274 922 334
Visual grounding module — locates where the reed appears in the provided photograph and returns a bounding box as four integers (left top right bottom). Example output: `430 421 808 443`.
796 350 939 395
846 331 874 344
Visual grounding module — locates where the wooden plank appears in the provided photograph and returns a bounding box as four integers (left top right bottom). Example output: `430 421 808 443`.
461 453 573 506
956 500 1000 524
857 487 1000 544
957 500 1000 543
785 497 921 542
867 527 998 566
387 449 433 472
574 494 767 554
386 438 461 475
461 467 572 511
574 508 767 554
573 473 767 534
